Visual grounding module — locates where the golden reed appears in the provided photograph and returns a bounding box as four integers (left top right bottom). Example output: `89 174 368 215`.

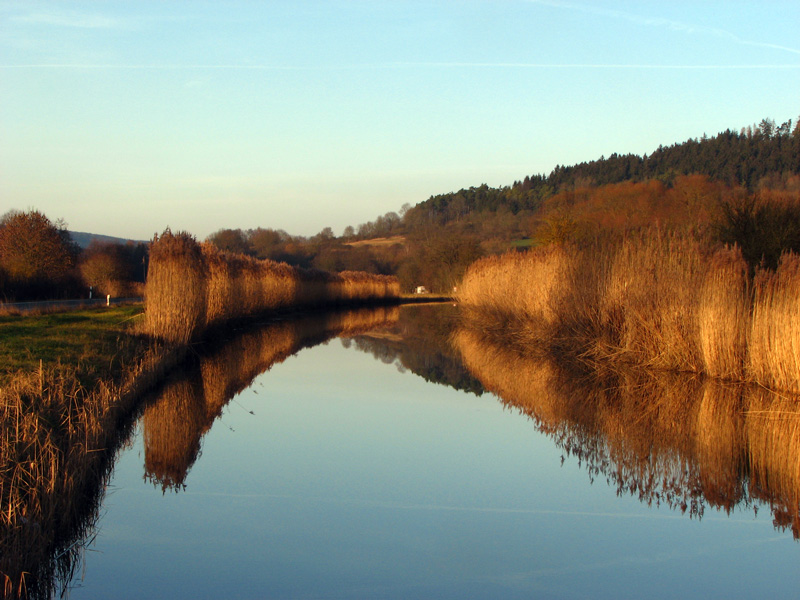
453 328 800 535
0 344 184 599
144 230 401 344
457 230 800 393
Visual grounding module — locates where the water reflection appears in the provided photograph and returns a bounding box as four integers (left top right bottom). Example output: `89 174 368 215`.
344 304 485 395
452 326 800 538
142 307 399 491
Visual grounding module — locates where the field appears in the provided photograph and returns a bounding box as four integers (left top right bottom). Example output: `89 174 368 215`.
0 305 145 385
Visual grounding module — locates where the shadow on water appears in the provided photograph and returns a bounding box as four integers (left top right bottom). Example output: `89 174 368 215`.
453 326 800 538
2 306 399 599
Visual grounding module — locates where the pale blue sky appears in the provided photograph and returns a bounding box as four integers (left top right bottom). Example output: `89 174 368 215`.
1 1 798 240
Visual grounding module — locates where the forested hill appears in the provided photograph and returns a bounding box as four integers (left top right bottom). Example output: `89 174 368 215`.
411 117 799 225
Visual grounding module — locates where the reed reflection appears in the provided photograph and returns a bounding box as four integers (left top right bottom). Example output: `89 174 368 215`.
142 307 399 491
344 304 485 395
453 326 800 538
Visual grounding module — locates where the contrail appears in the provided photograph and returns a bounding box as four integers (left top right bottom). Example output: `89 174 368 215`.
1 63 798 70
526 0 800 56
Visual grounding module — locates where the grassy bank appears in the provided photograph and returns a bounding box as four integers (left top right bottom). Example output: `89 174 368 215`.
0 305 145 384
456 230 800 394
145 230 401 344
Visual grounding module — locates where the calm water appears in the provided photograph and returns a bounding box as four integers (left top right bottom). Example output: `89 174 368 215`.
62 305 798 599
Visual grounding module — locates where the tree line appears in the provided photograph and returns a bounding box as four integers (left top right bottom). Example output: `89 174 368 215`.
0 210 148 302
3 115 798 300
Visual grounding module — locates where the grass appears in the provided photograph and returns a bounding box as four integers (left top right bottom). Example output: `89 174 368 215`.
509 238 535 249
345 235 406 247
0 305 145 385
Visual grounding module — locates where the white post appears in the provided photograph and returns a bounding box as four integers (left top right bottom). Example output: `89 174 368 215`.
106 294 111 306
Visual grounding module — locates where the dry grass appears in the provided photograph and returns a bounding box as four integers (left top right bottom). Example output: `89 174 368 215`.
748 253 800 393
457 229 800 393
345 236 406 248
0 343 184 599
144 230 401 344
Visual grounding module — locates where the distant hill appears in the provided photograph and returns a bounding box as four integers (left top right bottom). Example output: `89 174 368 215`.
69 231 148 249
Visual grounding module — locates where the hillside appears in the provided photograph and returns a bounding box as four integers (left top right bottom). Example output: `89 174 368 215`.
69 231 148 249
201 115 800 292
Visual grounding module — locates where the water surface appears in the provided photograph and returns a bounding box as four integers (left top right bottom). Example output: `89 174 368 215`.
67 305 799 599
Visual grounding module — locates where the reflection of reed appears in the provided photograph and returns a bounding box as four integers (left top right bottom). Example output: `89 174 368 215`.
142 307 399 491
453 327 800 535
143 373 205 491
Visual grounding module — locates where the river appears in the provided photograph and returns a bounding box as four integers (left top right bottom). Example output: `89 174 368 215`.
59 304 799 598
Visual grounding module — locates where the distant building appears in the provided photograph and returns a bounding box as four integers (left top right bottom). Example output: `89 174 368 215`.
415 286 428 294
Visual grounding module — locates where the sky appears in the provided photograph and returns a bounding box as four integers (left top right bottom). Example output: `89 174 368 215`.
1 1 799 241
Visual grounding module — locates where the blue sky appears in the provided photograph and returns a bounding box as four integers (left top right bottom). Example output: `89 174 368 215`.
1 1 798 241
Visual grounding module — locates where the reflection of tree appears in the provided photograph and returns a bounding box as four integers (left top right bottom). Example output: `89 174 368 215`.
453 326 800 537
142 307 400 491
345 304 485 396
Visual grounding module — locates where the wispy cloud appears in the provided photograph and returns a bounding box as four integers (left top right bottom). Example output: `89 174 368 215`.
12 10 118 29
527 0 800 56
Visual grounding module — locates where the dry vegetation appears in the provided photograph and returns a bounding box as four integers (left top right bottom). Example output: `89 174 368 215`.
144 230 401 344
453 328 800 536
0 304 399 597
0 343 183 599
457 229 800 394
345 235 407 248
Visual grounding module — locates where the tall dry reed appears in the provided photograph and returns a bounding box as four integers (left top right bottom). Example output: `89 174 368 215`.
748 253 800 393
144 231 400 344
457 230 797 391
0 344 185 599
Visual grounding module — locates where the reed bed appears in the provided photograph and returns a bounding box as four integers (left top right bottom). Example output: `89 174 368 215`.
144 231 400 344
457 229 800 393
0 343 184 599
453 327 800 531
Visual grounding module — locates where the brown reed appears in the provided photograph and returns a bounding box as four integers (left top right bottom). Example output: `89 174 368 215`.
144 231 401 344
748 253 800 393
457 228 798 392
0 342 185 599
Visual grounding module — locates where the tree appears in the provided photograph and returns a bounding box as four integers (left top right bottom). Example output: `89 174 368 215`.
79 241 135 296
206 228 251 255
0 209 77 298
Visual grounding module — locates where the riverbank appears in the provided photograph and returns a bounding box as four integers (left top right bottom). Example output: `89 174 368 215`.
0 250 410 598
456 230 800 394
0 302 406 598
